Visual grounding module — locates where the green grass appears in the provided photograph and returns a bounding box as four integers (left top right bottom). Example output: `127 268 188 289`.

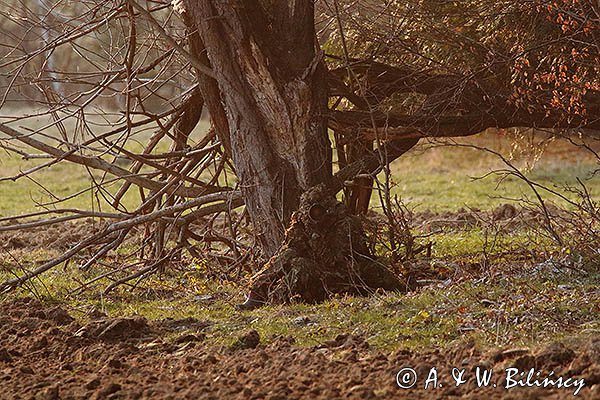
0 111 212 216
2 263 597 351
381 136 600 212
1 115 599 352
2 122 599 217
0 152 103 216
431 227 554 258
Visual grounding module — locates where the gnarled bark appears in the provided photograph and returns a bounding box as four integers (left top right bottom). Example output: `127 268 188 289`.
238 184 409 309
184 0 331 257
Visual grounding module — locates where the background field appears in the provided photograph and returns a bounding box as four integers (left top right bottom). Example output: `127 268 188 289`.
2 116 598 217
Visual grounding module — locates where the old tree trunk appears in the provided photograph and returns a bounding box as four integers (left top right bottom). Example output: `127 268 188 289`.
182 0 405 307
186 0 331 256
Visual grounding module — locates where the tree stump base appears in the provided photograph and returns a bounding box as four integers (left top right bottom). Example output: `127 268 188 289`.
237 184 407 309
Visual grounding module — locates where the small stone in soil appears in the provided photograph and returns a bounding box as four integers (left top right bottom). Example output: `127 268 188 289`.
0 347 13 363
231 330 260 350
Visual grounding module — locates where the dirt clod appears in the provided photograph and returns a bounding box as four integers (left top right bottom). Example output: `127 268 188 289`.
85 377 101 390
36 385 59 400
82 317 149 341
95 382 121 399
47 306 75 325
0 347 12 362
31 336 48 351
231 329 260 350
536 342 576 368
20 365 34 374
106 357 123 370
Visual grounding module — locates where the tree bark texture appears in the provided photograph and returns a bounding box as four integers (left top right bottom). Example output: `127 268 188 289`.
238 184 407 309
185 0 332 257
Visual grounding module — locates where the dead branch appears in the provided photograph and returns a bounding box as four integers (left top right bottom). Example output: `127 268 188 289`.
0 123 225 198
0 212 122 232
330 109 600 140
103 250 177 295
0 190 243 293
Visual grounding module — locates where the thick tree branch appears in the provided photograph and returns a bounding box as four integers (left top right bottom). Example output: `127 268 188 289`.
329 61 462 98
329 109 600 140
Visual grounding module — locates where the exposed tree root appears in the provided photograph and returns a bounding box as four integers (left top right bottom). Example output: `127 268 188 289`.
238 184 411 309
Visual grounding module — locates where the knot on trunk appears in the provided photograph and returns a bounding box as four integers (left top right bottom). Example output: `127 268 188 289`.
238 184 406 309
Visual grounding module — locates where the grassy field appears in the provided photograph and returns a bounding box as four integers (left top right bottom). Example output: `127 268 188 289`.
2 248 597 351
382 132 600 212
0 110 212 216
2 124 599 217
1 115 599 352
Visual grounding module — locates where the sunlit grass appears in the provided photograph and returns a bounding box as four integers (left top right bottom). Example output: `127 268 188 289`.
3 120 599 217
1 116 599 352
383 135 599 212
0 112 212 216
1 263 597 351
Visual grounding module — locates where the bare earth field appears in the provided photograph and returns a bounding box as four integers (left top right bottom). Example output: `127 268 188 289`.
0 297 598 400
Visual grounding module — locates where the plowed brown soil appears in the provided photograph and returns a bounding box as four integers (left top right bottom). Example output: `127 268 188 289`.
0 298 598 399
